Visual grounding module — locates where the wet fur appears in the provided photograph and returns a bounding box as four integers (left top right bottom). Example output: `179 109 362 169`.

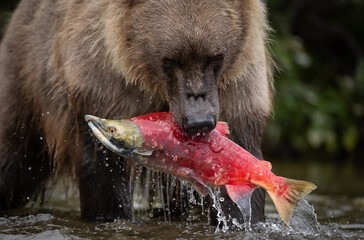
0 0 273 223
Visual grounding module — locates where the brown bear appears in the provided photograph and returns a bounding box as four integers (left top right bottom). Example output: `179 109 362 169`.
0 0 273 224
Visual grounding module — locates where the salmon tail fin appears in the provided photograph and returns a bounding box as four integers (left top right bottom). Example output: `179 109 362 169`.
216 121 230 136
267 178 317 226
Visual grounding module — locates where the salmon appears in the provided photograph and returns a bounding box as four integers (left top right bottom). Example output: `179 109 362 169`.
85 112 316 226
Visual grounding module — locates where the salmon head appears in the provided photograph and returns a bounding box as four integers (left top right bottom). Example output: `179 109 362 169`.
85 115 153 157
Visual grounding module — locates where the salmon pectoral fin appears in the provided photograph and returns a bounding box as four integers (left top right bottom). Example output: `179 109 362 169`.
225 184 257 217
268 178 317 226
216 121 230 136
191 181 209 197
178 168 210 197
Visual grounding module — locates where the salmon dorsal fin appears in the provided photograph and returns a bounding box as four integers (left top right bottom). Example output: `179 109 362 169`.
179 168 211 197
215 121 230 136
262 160 272 170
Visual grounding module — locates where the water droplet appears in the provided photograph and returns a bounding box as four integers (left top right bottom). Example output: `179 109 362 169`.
105 163 109 167
219 197 225 202
28 167 32 170
40 137 43 140
171 177 177 186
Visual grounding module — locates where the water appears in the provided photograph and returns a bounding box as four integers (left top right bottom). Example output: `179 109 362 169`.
1 160 364 239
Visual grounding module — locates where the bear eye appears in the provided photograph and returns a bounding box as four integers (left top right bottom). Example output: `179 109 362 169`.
212 54 224 66
109 127 116 133
162 58 178 68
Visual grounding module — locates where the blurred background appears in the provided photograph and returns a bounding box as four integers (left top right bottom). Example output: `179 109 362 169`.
1 0 363 163
263 0 364 166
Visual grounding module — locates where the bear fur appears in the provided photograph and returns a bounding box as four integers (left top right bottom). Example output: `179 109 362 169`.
0 0 273 223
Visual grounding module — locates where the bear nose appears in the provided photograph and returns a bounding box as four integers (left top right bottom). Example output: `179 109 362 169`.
182 114 216 135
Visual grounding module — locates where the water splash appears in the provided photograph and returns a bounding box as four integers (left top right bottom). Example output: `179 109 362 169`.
207 187 233 233
253 198 322 239
202 186 257 232
290 199 320 233
235 195 252 230
131 169 254 232
165 174 171 222
130 168 322 235
156 172 168 222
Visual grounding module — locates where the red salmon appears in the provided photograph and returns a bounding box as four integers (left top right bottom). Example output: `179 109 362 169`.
85 112 316 226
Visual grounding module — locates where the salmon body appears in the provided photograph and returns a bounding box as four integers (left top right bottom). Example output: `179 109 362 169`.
85 112 316 226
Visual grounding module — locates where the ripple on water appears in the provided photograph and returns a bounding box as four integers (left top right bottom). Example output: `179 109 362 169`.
1 193 364 239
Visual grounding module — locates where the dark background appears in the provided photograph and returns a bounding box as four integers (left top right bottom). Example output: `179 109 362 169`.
1 0 363 163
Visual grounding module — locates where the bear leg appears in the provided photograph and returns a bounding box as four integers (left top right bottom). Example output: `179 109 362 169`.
79 137 133 221
0 112 52 210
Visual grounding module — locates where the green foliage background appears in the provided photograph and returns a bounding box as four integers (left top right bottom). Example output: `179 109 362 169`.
264 0 364 162
1 0 363 162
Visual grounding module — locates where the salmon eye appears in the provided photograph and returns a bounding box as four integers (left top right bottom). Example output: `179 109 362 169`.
109 127 116 133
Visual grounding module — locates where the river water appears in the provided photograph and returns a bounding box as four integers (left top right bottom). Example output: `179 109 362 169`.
1 160 364 239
